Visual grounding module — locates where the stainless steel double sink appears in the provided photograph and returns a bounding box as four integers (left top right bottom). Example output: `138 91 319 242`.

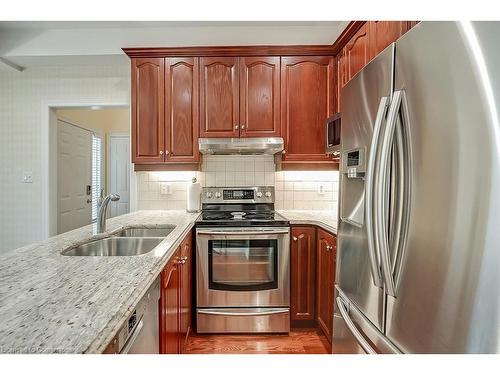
62 226 176 257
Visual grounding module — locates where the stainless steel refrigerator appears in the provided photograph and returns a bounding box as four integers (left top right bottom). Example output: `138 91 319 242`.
333 21 500 354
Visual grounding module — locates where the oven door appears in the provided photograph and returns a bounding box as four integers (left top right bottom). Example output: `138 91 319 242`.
196 227 290 308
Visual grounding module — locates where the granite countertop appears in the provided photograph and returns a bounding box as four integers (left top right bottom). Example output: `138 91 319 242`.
0 210 200 354
278 210 338 234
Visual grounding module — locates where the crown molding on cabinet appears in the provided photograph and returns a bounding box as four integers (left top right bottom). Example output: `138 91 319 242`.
123 45 337 58
330 21 366 54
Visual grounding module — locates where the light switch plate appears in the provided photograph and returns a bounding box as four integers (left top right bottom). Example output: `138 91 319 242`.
23 171 33 183
160 183 172 195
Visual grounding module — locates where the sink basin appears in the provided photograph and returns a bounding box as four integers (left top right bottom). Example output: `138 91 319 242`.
113 226 176 238
62 237 164 256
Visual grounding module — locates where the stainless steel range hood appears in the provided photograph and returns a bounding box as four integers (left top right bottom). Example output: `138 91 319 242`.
198 137 284 155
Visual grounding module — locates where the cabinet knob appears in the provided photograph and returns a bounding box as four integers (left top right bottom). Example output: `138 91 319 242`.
235 125 239 130
165 150 169 155
241 124 246 130
326 245 332 252
159 150 163 155
282 150 286 154
292 236 298 241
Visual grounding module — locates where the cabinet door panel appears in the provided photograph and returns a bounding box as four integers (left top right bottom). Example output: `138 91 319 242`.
291 226 317 322
281 56 334 162
131 58 165 163
160 255 180 354
179 234 192 353
165 57 200 163
317 228 336 343
345 23 370 81
200 57 239 138
368 21 406 59
240 56 280 137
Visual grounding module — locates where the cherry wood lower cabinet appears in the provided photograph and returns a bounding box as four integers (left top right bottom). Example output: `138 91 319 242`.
290 226 317 323
159 232 193 354
179 234 192 353
290 225 336 343
316 228 337 343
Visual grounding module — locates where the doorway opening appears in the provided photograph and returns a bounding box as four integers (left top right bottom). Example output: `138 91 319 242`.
49 106 131 235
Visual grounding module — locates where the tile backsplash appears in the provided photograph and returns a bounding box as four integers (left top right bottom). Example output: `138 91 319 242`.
136 155 339 212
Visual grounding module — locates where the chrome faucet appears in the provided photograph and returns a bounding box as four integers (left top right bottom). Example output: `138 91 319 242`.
97 194 120 233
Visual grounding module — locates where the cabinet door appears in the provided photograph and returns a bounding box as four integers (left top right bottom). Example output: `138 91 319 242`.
291 226 317 322
335 50 347 113
316 228 336 343
131 58 165 163
165 57 200 163
281 56 334 163
368 21 407 59
345 22 370 81
160 253 180 354
239 56 280 137
179 234 192 353
200 57 239 138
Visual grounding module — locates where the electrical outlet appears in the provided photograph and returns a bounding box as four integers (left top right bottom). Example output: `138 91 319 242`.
160 183 172 195
318 184 325 195
22 171 33 183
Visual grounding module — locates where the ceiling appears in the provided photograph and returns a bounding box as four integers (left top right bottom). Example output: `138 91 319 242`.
0 21 348 69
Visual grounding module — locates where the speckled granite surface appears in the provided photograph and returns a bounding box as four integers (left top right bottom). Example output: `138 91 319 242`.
278 210 337 234
0 210 199 354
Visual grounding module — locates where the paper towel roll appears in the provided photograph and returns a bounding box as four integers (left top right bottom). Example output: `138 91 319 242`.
187 177 201 212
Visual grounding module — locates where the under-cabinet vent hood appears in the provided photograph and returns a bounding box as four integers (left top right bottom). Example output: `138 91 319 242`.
199 137 284 155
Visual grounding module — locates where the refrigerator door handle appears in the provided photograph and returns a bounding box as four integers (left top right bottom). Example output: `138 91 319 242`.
365 96 390 287
336 296 377 354
376 90 411 297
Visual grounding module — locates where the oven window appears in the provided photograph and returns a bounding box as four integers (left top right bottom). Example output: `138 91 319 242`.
208 239 278 291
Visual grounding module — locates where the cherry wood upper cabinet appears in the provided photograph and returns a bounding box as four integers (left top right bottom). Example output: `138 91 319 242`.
200 57 239 138
291 226 317 323
160 252 180 354
239 56 281 137
281 56 334 164
165 57 200 163
179 234 192 353
368 21 407 59
335 50 348 113
316 228 336 343
131 58 165 163
344 22 370 81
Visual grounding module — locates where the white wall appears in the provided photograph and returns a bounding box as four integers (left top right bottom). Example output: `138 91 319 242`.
136 155 339 212
0 63 129 253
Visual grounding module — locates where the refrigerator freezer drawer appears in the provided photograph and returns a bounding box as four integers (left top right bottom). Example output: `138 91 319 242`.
197 308 290 333
332 288 400 354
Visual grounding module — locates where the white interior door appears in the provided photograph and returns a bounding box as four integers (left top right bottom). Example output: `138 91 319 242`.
57 119 92 234
109 135 130 217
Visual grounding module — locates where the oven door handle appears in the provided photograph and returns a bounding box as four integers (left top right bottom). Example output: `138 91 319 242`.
196 229 290 236
198 308 289 316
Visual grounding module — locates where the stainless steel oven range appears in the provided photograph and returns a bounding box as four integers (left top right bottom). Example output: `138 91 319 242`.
195 186 290 333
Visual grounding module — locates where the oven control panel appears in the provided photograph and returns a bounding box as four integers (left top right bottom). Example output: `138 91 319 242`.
202 187 274 203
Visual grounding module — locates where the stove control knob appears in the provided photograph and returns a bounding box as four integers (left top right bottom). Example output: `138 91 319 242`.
206 191 213 199
265 191 272 198
214 192 221 199
256 191 263 198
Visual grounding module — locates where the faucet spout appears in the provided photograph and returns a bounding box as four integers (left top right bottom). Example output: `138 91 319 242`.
97 194 120 233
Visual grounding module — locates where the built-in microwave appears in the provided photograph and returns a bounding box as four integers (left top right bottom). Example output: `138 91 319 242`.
325 113 341 156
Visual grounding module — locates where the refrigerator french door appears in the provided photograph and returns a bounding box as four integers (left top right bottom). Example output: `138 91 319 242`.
333 22 500 354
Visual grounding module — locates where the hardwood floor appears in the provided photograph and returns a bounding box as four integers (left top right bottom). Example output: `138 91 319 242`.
184 328 331 354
